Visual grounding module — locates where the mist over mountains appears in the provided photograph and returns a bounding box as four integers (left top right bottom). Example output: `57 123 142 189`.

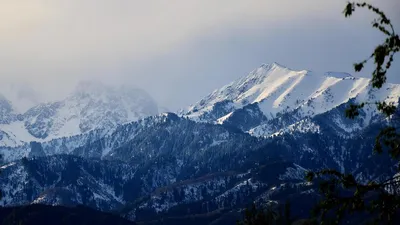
0 81 158 147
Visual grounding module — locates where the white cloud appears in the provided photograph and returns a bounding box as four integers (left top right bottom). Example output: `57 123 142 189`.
0 0 398 107
0 0 343 71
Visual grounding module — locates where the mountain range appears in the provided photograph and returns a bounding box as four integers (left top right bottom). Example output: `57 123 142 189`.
183 62 398 136
0 62 399 224
0 81 158 147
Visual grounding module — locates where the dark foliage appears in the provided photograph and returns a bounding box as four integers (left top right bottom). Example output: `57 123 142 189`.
236 203 287 225
343 2 399 89
0 204 136 225
236 202 318 225
307 2 400 225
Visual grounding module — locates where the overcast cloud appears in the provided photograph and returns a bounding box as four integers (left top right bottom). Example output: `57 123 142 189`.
0 0 399 110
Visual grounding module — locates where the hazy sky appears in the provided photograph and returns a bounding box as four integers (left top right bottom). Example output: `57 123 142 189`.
0 0 399 110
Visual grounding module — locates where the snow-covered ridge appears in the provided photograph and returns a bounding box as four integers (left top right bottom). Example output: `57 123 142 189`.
183 62 400 136
0 112 191 163
0 81 158 147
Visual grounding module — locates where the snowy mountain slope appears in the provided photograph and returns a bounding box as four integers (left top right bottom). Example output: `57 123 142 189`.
0 81 158 147
0 108 398 223
23 81 158 139
0 127 110 163
248 98 387 138
0 112 260 163
0 122 41 148
0 93 27 147
183 63 400 136
0 154 309 223
125 118 399 222
0 155 134 210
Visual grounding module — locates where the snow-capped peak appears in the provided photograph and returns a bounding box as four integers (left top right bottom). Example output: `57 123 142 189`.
183 62 400 133
248 62 297 81
0 80 158 147
184 62 310 119
259 62 286 70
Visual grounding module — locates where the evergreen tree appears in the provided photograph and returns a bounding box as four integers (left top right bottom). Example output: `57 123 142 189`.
237 202 295 225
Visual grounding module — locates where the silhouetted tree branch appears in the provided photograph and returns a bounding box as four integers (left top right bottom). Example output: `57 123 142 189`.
307 2 400 225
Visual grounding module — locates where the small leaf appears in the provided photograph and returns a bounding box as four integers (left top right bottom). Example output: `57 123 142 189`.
306 171 315 181
343 2 354 17
354 62 364 72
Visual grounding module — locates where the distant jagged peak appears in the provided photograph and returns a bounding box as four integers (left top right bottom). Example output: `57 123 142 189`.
251 62 292 76
0 79 159 146
224 62 310 95
259 62 290 70
247 62 309 80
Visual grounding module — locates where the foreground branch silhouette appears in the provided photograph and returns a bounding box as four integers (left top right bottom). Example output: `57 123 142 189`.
306 2 400 225
236 2 400 225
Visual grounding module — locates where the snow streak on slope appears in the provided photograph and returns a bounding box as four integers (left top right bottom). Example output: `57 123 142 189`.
0 122 42 147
